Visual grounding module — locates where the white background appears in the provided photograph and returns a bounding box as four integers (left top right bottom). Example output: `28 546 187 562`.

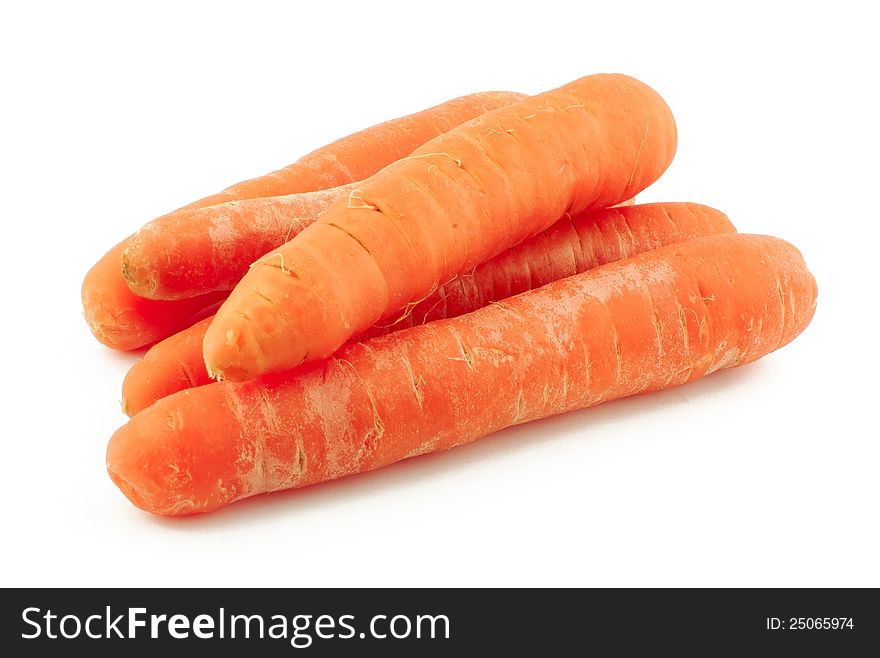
1 1 877 587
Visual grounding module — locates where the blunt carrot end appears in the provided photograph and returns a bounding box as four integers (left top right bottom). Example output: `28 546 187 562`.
107 442 199 516
106 423 162 514
82 241 227 351
119 247 156 297
107 463 152 514
108 384 252 515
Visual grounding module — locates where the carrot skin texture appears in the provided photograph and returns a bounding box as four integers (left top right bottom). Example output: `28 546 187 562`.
121 202 734 415
82 241 225 350
121 185 355 299
359 202 733 338
83 91 525 350
107 234 817 515
204 73 679 379
177 91 527 211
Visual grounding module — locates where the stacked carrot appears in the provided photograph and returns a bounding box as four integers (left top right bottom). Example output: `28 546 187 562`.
86 74 817 516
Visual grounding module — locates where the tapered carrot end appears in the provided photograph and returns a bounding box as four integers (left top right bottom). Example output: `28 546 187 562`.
107 388 246 516
202 268 320 381
202 311 266 382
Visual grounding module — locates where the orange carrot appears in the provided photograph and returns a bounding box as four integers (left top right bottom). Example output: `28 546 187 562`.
83 91 525 350
121 202 733 415
82 241 226 350
176 92 527 211
357 201 732 339
204 73 678 380
107 233 817 515
121 185 355 299
123 193 637 309
122 190 636 301
121 316 215 415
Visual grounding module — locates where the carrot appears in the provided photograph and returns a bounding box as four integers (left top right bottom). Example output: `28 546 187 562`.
121 202 734 415
82 241 226 350
107 233 817 515
176 91 527 211
122 188 637 301
120 185 355 299
121 316 215 415
83 91 525 350
203 73 678 381
357 202 733 339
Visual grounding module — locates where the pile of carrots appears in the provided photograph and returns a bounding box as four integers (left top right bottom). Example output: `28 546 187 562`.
85 74 817 516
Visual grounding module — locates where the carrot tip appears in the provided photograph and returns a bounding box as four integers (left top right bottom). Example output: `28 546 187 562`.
108 453 207 516
203 314 268 382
